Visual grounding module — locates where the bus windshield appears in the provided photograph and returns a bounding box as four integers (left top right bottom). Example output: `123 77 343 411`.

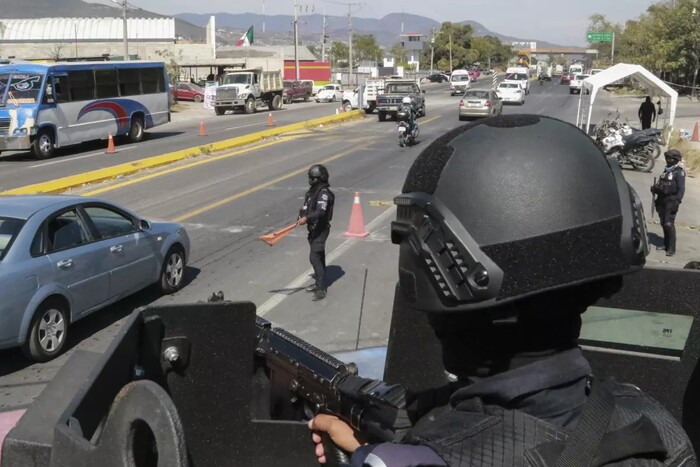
0 73 44 106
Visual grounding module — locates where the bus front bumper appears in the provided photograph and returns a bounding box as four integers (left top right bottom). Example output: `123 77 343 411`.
0 135 31 152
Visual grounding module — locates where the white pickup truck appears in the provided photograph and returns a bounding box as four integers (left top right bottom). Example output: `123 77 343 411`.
569 73 591 95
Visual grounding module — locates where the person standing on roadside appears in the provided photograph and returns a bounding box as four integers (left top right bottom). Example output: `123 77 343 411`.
298 164 335 301
638 96 656 130
652 149 686 257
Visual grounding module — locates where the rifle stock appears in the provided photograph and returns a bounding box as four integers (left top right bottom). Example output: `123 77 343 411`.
651 176 657 218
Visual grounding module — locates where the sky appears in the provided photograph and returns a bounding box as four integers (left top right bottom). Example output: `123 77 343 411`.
115 0 659 46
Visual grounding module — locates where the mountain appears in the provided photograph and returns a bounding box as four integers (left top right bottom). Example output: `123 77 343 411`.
1 0 208 41
176 12 576 49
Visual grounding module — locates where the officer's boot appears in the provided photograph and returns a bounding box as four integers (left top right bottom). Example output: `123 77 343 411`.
312 289 327 301
666 223 676 256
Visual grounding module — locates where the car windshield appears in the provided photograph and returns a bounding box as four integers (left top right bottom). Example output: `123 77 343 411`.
505 73 528 80
452 75 470 82
323 85 336 90
284 81 293 87
576 75 587 80
0 216 25 260
222 74 251 85
0 73 44 106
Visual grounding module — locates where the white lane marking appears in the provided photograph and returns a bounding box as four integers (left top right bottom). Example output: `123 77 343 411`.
257 205 397 317
181 223 255 234
29 146 136 168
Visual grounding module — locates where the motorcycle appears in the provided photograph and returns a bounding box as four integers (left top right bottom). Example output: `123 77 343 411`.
599 128 656 172
398 121 418 147
594 112 665 161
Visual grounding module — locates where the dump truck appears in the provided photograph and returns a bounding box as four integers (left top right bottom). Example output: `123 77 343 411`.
214 68 284 116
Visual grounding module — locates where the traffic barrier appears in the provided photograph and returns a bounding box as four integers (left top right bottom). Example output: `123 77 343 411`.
106 133 116 154
267 112 275 127
343 192 369 238
692 122 699 142
199 121 207 137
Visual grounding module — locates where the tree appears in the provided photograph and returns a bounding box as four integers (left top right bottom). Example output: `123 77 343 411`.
352 34 382 64
389 42 407 63
49 43 66 61
422 22 474 70
155 49 183 85
586 14 624 64
330 40 348 68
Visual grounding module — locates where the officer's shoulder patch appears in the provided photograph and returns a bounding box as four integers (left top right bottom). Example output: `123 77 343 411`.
321 193 328 201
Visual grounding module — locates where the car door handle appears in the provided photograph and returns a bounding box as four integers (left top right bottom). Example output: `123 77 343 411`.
110 245 124 253
57 259 73 269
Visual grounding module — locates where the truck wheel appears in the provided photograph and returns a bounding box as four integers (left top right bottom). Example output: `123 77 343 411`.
215 107 226 116
364 105 375 115
343 102 353 113
31 128 55 160
378 112 386 122
269 95 283 111
304 94 310 102
244 97 256 114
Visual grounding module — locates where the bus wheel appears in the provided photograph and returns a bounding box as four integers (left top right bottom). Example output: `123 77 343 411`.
32 129 55 160
128 116 145 143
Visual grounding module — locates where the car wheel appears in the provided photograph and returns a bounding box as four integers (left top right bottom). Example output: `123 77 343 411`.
160 246 186 294
128 115 145 143
31 128 55 160
194 94 203 103
304 94 310 102
23 298 69 362
331 95 337 102
378 112 386 122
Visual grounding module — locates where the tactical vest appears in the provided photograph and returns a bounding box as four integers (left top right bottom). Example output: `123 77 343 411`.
402 380 696 467
657 168 682 197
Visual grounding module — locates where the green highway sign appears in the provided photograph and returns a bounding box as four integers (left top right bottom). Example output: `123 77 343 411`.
587 32 613 42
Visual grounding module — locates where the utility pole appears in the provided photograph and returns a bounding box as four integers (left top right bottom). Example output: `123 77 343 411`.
348 4 353 85
449 33 452 72
321 10 328 62
430 28 435 73
111 0 130 60
262 1 266 34
74 24 79 59
610 32 615 66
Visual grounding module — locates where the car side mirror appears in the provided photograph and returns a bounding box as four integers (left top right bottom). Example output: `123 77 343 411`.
139 219 152 231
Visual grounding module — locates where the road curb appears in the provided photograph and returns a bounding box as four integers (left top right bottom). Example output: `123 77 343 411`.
2 110 364 195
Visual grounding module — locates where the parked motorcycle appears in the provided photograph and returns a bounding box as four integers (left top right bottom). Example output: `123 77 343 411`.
598 128 656 172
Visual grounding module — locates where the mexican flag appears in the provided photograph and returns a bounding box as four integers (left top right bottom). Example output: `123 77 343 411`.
235 26 254 46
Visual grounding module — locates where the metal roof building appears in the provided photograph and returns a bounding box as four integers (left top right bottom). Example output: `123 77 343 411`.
0 17 175 42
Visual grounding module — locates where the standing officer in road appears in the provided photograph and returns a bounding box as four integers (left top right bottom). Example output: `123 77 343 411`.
309 116 696 465
639 95 657 130
652 149 686 257
298 164 335 301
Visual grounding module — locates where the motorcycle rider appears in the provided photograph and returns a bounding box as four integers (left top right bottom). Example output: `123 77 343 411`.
309 115 696 465
398 96 417 138
652 149 686 257
298 164 335 301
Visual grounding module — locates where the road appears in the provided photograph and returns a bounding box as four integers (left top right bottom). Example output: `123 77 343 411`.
1 77 696 411
0 98 354 192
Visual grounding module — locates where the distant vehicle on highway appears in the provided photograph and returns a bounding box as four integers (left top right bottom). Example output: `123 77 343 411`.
176 82 205 103
315 84 343 102
0 195 190 361
496 81 525 105
0 61 170 160
590 68 604 75
459 89 503 121
560 73 572 85
450 70 472 95
504 66 530 95
424 73 449 83
569 74 591 94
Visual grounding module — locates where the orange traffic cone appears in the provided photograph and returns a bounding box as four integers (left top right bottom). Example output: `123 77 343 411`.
267 112 275 127
338 102 344 113
106 133 116 154
199 121 207 136
344 192 369 238
692 122 699 142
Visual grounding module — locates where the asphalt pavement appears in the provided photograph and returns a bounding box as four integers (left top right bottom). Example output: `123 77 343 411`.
1 77 699 412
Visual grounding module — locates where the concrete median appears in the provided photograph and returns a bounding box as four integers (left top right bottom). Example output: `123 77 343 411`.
2 110 364 195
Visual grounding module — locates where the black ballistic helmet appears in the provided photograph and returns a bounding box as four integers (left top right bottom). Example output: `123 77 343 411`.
391 115 648 313
308 164 330 183
664 149 682 162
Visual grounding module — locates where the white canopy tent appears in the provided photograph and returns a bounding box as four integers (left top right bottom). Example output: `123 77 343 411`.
576 63 678 133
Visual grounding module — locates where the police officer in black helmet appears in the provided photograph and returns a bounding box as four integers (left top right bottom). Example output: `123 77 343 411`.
308 115 696 465
652 149 686 257
298 164 335 301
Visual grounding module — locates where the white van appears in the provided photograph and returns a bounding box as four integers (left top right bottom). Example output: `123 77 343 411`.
450 70 471 96
568 64 584 76
504 67 530 95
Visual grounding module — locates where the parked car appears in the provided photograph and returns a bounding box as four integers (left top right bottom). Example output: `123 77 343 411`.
283 80 312 104
176 82 205 103
424 73 450 83
495 81 525 105
459 89 503 120
315 84 343 102
560 73 572 85
0 195 190 361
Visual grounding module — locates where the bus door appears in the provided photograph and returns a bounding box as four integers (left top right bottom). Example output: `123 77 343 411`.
40 74 72 146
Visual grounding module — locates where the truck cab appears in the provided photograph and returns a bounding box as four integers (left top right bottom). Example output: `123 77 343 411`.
504 67 530 95
375 80 425 122
214 68 283 115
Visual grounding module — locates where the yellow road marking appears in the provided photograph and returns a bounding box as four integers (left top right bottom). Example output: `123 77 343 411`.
82 134 307 197
173 143 370 222
420 115 441 125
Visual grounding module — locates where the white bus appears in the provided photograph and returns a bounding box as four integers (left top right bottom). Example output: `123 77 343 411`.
0 61 170 159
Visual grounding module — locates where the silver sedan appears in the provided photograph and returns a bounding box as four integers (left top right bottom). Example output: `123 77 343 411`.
0 195 190 361
458 90 503 121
